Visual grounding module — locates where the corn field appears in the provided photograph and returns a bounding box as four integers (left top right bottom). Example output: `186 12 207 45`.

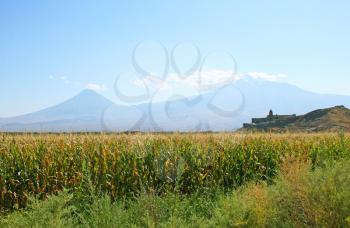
0 133 349 211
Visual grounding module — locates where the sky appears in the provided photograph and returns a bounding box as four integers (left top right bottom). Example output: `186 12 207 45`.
0 0 349 117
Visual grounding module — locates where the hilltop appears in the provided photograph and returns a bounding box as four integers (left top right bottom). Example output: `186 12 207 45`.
242 105 350 132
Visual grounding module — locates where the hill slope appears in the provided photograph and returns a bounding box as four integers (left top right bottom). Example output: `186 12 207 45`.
242 106 350 132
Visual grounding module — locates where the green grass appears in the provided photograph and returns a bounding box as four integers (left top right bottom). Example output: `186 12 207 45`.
1 158 350 227
0 133 350 227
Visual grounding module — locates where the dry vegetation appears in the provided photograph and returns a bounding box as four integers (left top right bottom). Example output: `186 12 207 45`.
0 132 350 227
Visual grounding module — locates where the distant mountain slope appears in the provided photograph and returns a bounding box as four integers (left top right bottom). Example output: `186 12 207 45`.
230 77 350 116
0 90 119 132
133 77 350 131
2 90 113 123
241 105 350 132
1 78 350 132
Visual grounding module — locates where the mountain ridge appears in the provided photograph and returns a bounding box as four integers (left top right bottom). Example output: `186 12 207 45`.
0 90 119 132
1 79 350 132
1 90 114 122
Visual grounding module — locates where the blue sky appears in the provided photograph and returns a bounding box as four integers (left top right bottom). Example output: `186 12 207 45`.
0 0 349 117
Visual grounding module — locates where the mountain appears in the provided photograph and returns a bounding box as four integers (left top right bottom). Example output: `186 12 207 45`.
241 105 350 132
128 77 350 131
1 78 350 132
0 90 119 132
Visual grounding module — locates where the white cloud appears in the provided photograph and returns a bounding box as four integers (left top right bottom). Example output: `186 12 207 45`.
133 70 239 93
49 75 71 84
130 70 288 103
181 70 239 90
85 83 107 92
134 75 172 93
49 75 105 92
247 72 287 81
60 76 71 84
133 71 288 92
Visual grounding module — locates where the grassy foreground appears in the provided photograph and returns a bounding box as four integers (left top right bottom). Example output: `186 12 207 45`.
1 133 350 227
